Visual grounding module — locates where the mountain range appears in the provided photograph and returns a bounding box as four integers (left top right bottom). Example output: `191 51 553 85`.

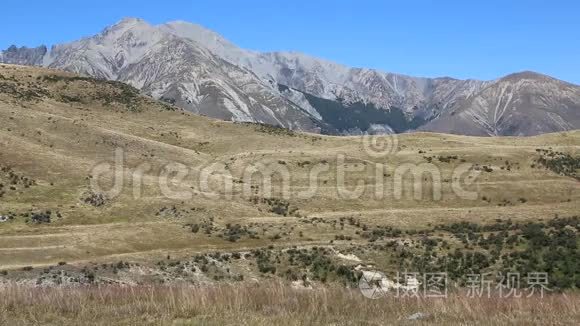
2 17 579 136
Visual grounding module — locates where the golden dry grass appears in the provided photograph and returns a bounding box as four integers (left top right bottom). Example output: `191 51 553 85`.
0 282 578 325
0 63 578 269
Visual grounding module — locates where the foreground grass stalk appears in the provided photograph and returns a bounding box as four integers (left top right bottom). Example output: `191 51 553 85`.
0 282 578 325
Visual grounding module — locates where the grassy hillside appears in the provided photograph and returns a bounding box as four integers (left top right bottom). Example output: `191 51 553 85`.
0 63 578 282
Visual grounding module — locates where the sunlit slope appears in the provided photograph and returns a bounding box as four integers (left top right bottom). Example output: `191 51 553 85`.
0 64 578 267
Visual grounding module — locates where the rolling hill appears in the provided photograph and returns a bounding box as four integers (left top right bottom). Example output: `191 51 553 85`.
0 63 578 277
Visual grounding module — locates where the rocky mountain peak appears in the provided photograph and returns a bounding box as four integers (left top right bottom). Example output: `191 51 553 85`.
1 18 578 136
0 45 47 66
107 17 150 30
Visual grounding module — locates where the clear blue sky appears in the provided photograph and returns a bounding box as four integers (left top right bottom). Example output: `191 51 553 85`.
2 0 579 83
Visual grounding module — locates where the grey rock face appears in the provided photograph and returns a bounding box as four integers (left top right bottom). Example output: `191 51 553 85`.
420 72 580 136
2 18 579 136
10 19 321 132
0 45 47 66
